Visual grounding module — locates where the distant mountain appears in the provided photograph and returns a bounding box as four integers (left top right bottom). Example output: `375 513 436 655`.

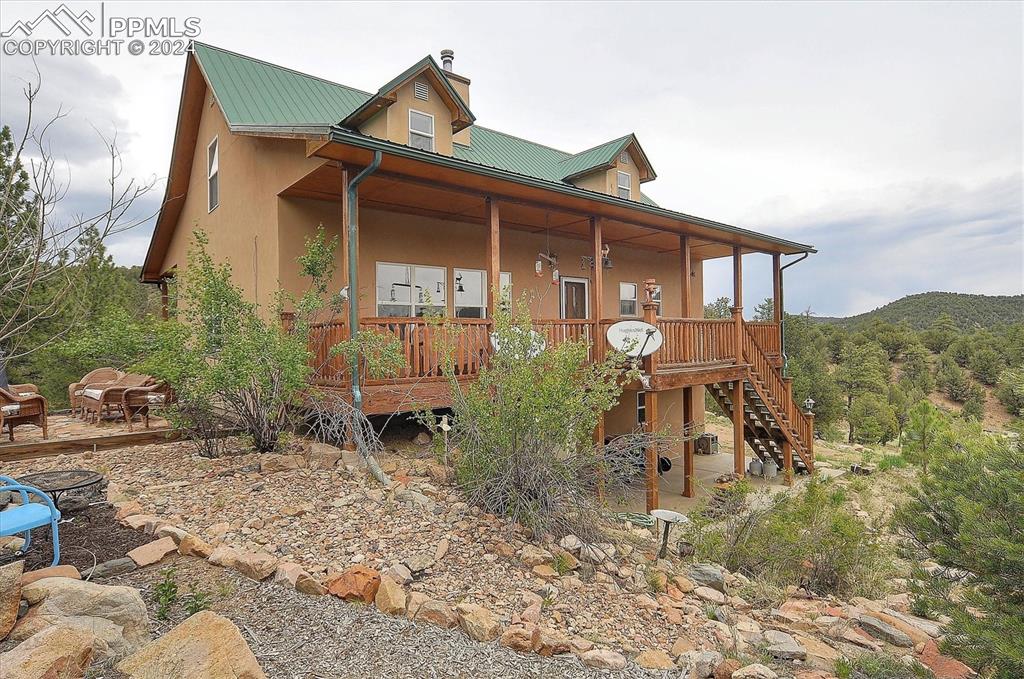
813 292 1023 330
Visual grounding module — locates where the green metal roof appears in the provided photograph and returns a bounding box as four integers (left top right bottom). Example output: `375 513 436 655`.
192 43 655 204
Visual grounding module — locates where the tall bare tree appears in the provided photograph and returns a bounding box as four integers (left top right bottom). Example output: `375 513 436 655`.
0 69 155 371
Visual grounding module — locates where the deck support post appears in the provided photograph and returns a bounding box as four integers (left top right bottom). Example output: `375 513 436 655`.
590 217 604 360
486 198 501 317
772 253 782 324
732 379 745 478
782 438 794 486
642 281 660 512
683 386 695 497
159 280 169 320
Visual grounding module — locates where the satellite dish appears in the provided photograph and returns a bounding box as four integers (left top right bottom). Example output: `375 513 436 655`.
606 320 663 357
490 328 546 358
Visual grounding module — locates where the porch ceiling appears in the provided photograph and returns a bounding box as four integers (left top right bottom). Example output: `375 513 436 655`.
281 162 746 259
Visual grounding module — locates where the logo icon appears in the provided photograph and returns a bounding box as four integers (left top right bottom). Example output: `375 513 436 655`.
1 4 95 38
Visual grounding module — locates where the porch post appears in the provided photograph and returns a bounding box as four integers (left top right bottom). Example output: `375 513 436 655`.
772 253 782 324
159 280 169 320
486 198 501 316
590 217 605 450
732 246 744 364
680 235 692 317
683 386 695 497
732 379 745 477
642 281 660 512
732 247 746 477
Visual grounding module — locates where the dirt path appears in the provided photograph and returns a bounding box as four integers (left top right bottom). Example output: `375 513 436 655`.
105 557 650 679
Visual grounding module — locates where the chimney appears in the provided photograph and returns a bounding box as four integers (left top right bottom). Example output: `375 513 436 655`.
440 49 454 72
440 49 472 146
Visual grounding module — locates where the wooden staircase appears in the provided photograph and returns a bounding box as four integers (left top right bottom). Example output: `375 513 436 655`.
708 323 815 476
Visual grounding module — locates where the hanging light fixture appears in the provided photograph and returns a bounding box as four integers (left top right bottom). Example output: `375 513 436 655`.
455 274 465 293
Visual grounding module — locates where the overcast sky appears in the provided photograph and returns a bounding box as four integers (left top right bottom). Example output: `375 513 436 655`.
2 1 1021 316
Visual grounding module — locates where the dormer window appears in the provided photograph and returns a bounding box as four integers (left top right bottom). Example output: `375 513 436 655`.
409 109 435 152
616 171 631 200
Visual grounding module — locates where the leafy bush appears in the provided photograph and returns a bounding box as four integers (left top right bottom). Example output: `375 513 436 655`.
895 425 1024 678
834 653 931 679
995 366 1024 417
680 478 894 599
443 300 640 537
877 454 908 472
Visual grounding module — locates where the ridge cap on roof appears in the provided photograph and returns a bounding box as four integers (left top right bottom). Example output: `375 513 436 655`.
191 41 373 97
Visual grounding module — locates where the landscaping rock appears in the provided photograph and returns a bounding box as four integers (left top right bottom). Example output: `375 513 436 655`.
415 599 458 628
678 650 724 678
532 564 558 579
919 639 977 679
208 545 242 568
519 545 552 567
671 636 696 657
859 614 913 647
155 524 190 544
636 648 675 670
20 576 150 656
671 575 696 593
714 658 743 679
127 536 178 567
273 563 325 595
21 564 80 586
695 586 727 604
0 560 23 640
259 454 302 473
83 558 136 580
116 610 266 678
374 576 407 616
114 500 143 520
793 633 841 669
456 603 501 641
327 565 380 603
535 627 571 656
688 563 727 592
581 648 627 669
383 563 413 585
764 629 807 660
500 624 539 652
178 534 213 558
403 553 435 574
405 592 430 619
233 551 278 581
559 534 582 552
732 663 778 679
0 624 97 678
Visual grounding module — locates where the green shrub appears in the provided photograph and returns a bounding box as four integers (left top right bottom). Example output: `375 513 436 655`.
995 366 1024 417
835 653 931 679
877 454 908 472
680 478 894 599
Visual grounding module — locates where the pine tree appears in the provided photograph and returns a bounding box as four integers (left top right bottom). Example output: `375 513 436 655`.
836 343 890 443
904 400 945 474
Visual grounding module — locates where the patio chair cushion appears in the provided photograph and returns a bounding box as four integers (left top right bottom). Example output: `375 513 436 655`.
1 404 20 415
74 389 85 396
0 502 54 535
82 388 104 400
18 392 34 397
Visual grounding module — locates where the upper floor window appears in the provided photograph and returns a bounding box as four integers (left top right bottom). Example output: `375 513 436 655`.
207 137 219 212
616 170 631 200
619 282 638 316
620 151 630 164
409 110 435 152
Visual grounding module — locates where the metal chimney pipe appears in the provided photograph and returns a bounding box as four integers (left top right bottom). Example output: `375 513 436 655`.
440 49 454 72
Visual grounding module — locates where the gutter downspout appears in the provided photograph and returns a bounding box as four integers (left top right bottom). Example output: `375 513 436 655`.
347 151 382 414
779 252 809 377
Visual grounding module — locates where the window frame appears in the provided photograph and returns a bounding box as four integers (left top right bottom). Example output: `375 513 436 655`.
408 109 435 152
616 170 631 200
375 261 447 317
637 391 647 425
454 268 486 318
650 284 663 315
207 137 219 213
619 282 638 317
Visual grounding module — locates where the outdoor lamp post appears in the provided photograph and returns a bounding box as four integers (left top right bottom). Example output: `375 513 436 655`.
803 397 815 415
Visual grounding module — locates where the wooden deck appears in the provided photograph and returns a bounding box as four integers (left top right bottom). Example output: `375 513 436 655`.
0 414 177 462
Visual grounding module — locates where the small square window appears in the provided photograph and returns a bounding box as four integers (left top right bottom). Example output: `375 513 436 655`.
616 171 631 200
637 391 647 425
409 110 434 152
619 282 637 316
620 151 629 164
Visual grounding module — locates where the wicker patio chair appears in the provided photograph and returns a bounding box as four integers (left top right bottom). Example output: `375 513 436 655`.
0 387 48 441
80 373 154 424
121 382 175 431
68 368 124 418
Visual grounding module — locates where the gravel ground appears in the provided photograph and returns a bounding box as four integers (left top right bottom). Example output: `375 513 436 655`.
106 557 660 679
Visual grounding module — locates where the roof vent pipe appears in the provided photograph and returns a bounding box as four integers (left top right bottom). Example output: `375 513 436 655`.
440 49 454 72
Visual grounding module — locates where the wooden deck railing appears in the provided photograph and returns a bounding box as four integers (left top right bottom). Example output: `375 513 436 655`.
303 316 784 385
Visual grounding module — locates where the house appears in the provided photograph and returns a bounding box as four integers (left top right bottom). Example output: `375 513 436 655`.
142 43 816 511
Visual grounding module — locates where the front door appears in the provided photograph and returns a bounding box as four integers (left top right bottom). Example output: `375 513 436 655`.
560 277 590 319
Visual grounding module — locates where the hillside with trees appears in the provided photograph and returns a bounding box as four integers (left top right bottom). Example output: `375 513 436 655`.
813 291 1023 330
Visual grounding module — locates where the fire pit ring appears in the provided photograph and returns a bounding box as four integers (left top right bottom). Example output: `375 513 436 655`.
16 470 106 513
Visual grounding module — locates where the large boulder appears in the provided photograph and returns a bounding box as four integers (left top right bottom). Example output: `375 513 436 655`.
116 610 265 678
0 624 98 678
858 614 913 647
0 560 24 640
21 565 80 586
687 563 727 592
327 565 380 603
20 576 150 656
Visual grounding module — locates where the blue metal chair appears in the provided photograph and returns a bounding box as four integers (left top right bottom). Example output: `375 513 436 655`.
0 475 61 566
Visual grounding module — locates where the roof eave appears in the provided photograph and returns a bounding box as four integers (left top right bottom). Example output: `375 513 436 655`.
325 126 816 255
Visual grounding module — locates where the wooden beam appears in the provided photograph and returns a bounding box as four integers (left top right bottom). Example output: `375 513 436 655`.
732 379 746 477
683 386 695 497
772 253 782 324
487 198 501 315
646 390 660 512
0 428 181 462
732 246 743 309
591 217 604 351
680 235 692 318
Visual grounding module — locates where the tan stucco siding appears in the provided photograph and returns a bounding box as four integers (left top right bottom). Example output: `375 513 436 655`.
446 74 471 147
359 78 455 155
160 95 328 314
569 150 645 199
605 387 702 455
